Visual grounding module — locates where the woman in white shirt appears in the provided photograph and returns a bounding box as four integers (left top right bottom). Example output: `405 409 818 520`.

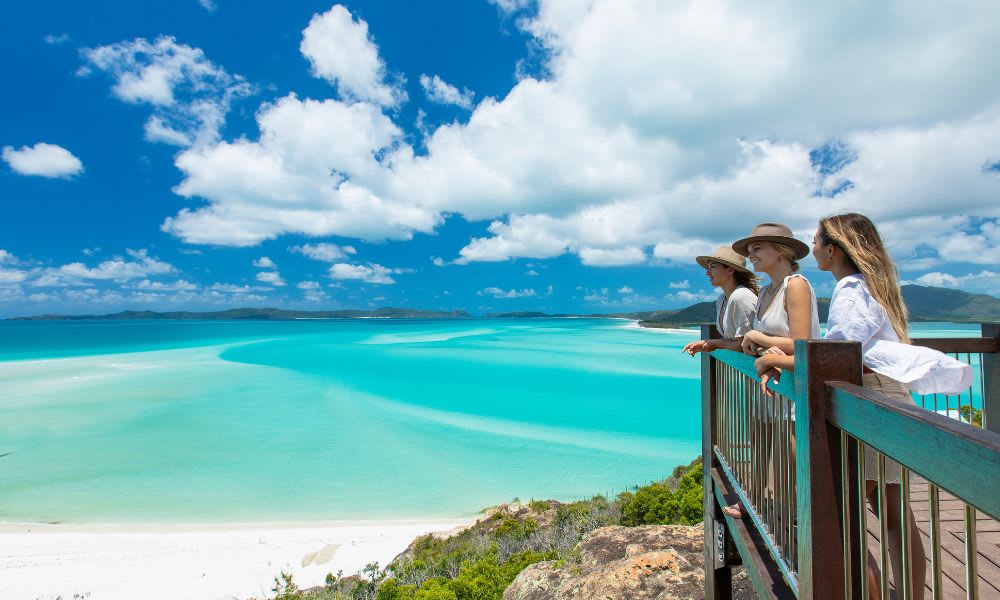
682 246 759 356
733 223 821 356
755 213 928 599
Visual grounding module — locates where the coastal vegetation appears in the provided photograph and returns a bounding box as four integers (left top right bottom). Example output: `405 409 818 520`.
265 459 703 600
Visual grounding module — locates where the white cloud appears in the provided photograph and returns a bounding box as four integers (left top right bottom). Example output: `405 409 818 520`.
909 270 1000 294
328 263 396 284
0 250 15 264
431 256 446 267
669 280 690 289
2 143 83 178
297 280 321 290
43 33 70 45
617 286 634 294
526 269 539 276
478 286 537 298
256 271 286 286
149 0 1000 275
82 36 253 146
135 279 198 291
253 256 277 268
34 249 175 286
578 246 646 267
300 5 405 107
197 0 217 13
289 243 356 262
419 74 474 109
210 283 271 293
0 268 28 286
666 290 717 304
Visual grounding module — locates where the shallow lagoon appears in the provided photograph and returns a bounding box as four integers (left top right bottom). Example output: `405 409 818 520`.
0 319 978 523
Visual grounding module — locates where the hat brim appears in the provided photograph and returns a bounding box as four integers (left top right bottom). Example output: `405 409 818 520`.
696 255 751 273
731 235 810 260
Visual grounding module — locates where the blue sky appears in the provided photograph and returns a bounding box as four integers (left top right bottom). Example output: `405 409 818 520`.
2 0 999 317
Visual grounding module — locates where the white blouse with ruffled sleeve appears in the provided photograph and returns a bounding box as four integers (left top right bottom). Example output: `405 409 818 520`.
825 274 971 395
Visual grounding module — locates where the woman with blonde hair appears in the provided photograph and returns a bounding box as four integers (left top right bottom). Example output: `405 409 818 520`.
756 213 970 599
735 223 821 356
682 246 759 356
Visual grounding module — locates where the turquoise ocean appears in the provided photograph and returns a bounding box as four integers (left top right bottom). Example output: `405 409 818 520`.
0 319 979 524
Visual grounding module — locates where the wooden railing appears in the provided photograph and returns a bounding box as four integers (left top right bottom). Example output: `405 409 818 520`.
702 324 1000 600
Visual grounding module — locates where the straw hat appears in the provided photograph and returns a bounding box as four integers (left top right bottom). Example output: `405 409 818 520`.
731 223 810 259
696 245 751 273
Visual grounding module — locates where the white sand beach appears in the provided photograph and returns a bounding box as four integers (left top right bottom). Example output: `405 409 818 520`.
0 518 475 600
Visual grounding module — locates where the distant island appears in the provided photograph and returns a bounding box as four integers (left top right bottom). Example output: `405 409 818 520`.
11 307 471 321
9 284 1000 324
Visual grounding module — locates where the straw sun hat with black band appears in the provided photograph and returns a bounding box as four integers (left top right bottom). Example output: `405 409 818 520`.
730 223 810 260
695 246 751 273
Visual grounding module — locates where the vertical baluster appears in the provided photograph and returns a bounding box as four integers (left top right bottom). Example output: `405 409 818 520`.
768 387 776 538
899 468 912 600
877 454 889 600
964 504 979 600
858 437 869 600
841 431 853 600
929 484 943 599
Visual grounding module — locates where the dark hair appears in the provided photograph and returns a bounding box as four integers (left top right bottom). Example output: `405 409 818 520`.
734 270 760 295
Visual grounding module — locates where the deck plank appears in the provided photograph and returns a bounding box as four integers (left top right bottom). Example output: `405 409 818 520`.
863 475 1000 598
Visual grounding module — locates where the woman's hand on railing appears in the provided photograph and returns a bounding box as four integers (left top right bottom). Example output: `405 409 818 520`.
741 331 762 355
682 339 715 356
755 347 790 397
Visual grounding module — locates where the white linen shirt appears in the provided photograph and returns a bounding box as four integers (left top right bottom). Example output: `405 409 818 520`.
716 286 757 340
825 274 972 395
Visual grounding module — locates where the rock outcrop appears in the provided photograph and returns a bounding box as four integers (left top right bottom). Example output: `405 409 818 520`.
504 524 753 600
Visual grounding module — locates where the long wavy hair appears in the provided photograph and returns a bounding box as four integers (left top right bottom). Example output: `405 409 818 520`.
733 269 760 295
819 213 910 343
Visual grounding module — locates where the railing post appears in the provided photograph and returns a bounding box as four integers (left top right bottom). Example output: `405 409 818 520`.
702 324 732 599
982 324 1000 432
794 340 863 600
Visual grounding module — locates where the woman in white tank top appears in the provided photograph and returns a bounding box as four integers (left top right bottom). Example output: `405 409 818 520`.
730 223 820 356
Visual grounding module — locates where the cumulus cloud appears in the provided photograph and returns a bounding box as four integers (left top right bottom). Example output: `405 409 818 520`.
328 263 396 284
617 286 634 294
0 250 15 264
300 5 405 107
908 270 1000 294
666 290 717 304
33 249 175 286
297 280 321 290
43 33 71 45
478 286 537 298
135 279 198 291
256 271 286 286
210 283 271 293
289 243 357 262
82 35 253 146
252 256 276 268
147 0 1000 276
669 280 690 289
419 74 474 109
2 143 83 178
197 0 217 13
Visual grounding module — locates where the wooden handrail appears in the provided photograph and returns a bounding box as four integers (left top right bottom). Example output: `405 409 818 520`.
910 337 999 353
827 381 1000 519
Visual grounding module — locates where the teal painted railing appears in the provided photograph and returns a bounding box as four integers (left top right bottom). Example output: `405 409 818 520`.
702 324 1000 600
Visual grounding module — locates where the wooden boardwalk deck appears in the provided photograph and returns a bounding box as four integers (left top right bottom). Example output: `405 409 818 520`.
866 475 1000 599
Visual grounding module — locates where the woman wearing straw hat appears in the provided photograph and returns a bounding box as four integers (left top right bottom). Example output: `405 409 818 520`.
754 213 978 600
734 223 821 356
720 223 820 520
682 246 759 356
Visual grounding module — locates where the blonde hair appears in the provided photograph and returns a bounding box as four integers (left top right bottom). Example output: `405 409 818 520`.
771 242 800 273
819 213 910 343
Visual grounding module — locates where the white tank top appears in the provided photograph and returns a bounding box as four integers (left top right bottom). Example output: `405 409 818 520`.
753 274 821 339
